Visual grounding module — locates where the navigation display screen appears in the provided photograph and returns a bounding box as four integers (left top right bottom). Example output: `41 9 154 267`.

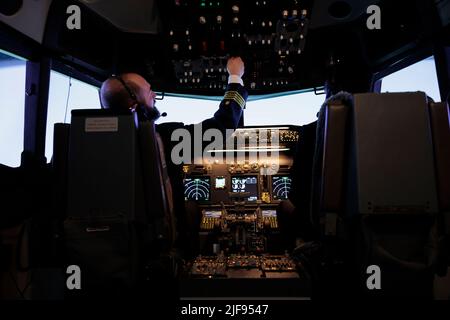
231 176 258 201
271 176 292 200
184 176 211 201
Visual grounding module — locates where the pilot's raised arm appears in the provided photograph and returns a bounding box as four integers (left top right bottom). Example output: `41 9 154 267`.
200 56 248 132
157 56 248 136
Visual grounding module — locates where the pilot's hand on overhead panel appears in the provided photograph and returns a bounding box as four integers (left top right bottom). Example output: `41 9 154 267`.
227 57 245 78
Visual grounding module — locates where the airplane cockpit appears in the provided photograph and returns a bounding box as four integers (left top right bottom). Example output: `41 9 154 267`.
1 0 450 308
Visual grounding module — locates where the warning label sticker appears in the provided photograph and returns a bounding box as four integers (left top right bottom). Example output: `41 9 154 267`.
85 117 118 132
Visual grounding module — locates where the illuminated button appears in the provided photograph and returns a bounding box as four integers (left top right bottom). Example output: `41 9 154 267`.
199 16 207 24
233 17 239 24
173 44 179 52
169 30 174 36
286 50 290 55
300 34 304 39
280 35 284 40
292 9 298 17
186 29 190 36
268 21 273 27
267 39 271 44
210 68 214 73
302 9 308 16
278 50 282 55
232 5 239 13
297 49 302 54
250 82 256 89
184 71 188 76
248 40 252 45
188 45 192 50
262 39 265 45
282 10 289 18
261 21 266 27
217 15 223 24
288 66 294 74
189 71 193 76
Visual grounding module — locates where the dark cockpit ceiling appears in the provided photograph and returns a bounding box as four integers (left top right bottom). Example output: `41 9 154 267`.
35 0 447 95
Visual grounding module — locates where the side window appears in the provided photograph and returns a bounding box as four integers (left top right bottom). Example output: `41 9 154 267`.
0 51 26 167
380 56 440 101
45 71 100 161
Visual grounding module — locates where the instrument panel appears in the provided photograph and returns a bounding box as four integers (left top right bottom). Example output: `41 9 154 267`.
183 126 299 205
183 126 298 257
184 174 292 204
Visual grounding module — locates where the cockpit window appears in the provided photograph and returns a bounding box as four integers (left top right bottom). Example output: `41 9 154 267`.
156 95 221 125
156 89 324 126
381 56 440 101
245 90 324 126
45 71 100 162
0 50 26 167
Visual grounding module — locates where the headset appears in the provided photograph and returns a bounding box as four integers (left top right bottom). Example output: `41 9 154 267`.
101 74 166 121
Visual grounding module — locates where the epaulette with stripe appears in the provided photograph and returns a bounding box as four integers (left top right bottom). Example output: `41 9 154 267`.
223 91 246 109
